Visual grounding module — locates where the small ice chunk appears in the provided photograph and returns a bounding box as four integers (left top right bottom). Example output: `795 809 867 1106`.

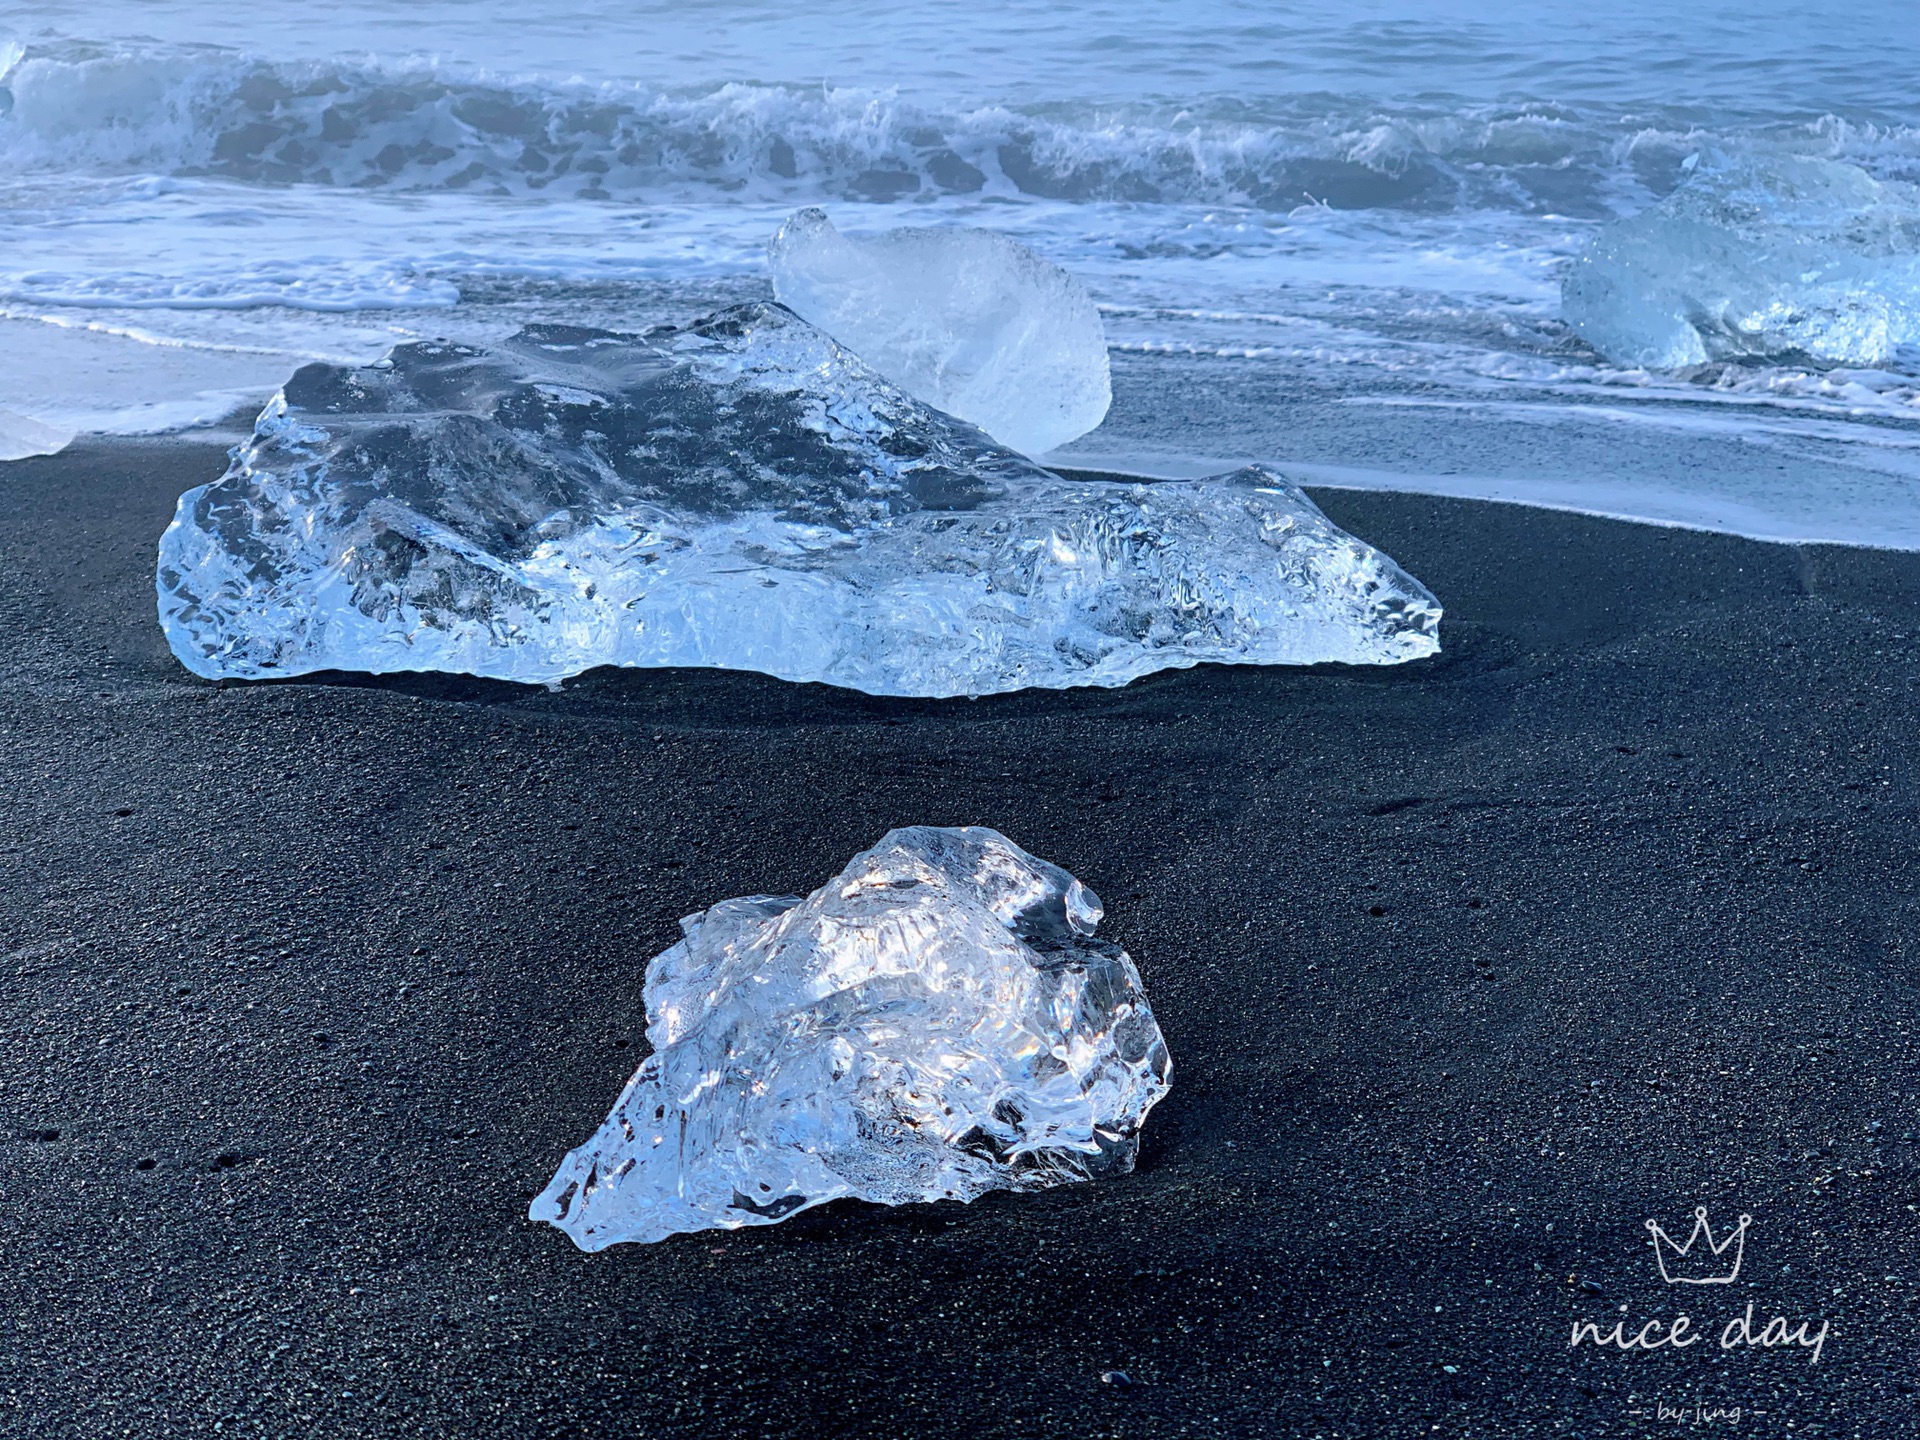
0 408 75 462
156 302 1439 695
769 207 1111 455
531 826 1171 1249
1563 154 1920 369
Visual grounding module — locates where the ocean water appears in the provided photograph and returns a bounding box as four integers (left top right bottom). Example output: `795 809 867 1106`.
3 1 1918 543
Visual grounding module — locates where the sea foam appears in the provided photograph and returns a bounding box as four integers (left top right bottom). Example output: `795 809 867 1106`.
11 40 1902 218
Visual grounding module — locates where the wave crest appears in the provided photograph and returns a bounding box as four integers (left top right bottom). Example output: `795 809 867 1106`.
8 42 1915 215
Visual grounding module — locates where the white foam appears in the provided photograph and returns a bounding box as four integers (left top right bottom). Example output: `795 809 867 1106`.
3 32 1916 214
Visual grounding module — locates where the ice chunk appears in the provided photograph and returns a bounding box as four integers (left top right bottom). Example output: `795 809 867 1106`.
0 407 75 462
1563 154 1920 369
531 826 1170 1249
157 303 1438 695
769 208 1111 455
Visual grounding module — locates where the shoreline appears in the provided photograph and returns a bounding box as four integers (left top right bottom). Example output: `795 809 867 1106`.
6 437 1919 1437
30 374 1920 557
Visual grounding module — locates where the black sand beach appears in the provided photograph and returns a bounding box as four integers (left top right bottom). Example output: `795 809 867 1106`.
5 437 1919 1438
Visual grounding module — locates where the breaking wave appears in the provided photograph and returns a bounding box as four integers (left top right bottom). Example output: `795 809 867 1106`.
5 40 1919 216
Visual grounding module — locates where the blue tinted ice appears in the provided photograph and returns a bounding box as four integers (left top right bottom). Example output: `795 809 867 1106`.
531 826 1171 1250
769 208 1111 456
1563 155 1920 370
157 302 1439 695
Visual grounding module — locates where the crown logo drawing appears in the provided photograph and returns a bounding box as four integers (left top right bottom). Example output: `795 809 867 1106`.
1645 1206 1751 1285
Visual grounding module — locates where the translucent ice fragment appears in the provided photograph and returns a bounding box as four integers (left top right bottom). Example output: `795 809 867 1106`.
0 407 74 462
1563 154 1920 369
769 207 1111 455
156 303 1438 695
531 826 1171 1249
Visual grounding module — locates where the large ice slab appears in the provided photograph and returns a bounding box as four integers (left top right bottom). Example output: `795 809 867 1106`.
157 302 1439 695
531 826 1170 1249
768 208 1111 455
1563 155 1920 369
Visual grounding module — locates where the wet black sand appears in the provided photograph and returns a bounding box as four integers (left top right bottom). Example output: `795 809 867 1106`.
4 438 1919 1438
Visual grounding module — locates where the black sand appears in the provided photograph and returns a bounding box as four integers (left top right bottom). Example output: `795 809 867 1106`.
4 438 1919 1438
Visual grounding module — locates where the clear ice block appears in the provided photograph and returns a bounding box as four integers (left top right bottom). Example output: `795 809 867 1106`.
531 826 1171 1249
157 302 1439 695
1563 154 1920 369
769 207 1111 455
